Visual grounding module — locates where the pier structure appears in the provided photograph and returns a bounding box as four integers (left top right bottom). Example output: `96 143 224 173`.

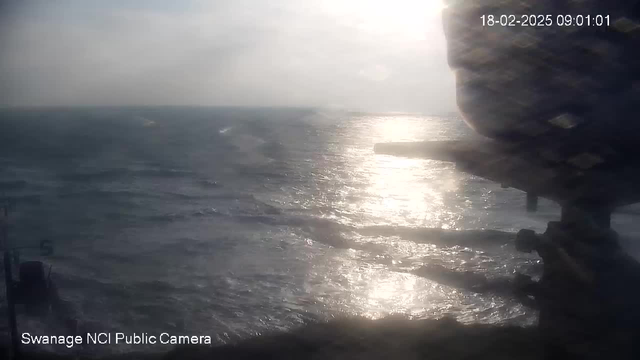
375 139 640 359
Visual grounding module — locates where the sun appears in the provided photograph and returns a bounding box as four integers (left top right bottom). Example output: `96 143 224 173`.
322 0 445 41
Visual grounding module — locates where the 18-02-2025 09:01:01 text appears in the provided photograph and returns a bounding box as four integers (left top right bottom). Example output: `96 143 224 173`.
481 14 611 27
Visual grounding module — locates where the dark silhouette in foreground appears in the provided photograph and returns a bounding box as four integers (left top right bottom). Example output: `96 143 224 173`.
374 1 640 358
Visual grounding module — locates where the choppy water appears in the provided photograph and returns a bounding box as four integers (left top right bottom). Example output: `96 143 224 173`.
0 107 638 354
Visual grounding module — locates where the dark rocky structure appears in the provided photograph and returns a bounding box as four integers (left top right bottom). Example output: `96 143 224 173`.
443 0 640 161
377 1 640 359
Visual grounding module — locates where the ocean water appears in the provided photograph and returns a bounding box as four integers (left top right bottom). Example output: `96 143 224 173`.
0 107 638 354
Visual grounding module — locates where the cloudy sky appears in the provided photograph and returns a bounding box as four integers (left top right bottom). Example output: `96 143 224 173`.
0 0 456 113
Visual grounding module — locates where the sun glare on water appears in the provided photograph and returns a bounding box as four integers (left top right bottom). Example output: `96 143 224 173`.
308 115 467 319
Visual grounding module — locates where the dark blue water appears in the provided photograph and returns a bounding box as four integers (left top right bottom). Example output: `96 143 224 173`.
1 107 638 354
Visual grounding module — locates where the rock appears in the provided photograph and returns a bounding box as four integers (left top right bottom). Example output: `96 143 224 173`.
443 0 640 163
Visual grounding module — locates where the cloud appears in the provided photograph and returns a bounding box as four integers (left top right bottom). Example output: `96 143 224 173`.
0 0 455 113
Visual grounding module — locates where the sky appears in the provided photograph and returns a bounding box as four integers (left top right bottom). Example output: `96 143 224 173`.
0 0 456 113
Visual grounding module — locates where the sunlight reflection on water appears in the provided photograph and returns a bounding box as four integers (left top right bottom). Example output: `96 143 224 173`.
305 115 534 323
346 116 466 229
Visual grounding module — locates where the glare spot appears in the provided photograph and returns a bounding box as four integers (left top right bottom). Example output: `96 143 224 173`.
548 113 582 129
568 152 604 169
359 64 391 82
613 17 640 33
322 0 445 42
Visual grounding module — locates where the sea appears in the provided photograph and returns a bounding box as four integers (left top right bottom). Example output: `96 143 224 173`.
1 107 639 354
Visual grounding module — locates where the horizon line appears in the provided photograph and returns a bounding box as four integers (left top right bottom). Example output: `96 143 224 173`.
0 104 459 117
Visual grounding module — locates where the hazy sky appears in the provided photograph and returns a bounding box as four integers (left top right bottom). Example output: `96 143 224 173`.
0 0 456 113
